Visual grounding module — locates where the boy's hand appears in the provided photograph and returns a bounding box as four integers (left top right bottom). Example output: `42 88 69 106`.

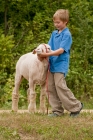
37 52 48 58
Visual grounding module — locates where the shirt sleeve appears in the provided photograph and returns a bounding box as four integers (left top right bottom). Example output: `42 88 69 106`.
60 33 72 52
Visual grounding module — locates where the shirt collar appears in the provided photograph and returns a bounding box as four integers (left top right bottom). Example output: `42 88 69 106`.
55 27 68 34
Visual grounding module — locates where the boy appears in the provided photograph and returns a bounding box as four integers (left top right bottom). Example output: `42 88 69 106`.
38 9 83 117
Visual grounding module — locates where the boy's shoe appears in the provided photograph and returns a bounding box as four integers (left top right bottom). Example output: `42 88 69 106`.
70 103 84 117
48 113 59 117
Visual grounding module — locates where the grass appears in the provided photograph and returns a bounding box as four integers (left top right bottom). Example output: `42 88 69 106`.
0 112 93 140
0 98 93 140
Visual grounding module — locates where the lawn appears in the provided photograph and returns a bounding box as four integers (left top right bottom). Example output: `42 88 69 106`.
0 111 93 140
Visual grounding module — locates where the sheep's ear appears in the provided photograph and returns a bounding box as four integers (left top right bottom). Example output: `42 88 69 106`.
32 49 36 54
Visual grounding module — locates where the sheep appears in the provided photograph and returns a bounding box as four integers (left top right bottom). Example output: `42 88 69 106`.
12 44 51 113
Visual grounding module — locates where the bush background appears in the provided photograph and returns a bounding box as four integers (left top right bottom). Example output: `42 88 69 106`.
0 0 93 108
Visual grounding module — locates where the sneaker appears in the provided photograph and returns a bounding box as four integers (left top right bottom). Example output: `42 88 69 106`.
48 113 59 117
70 103 84 117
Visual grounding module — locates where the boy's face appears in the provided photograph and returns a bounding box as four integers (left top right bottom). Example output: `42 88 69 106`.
53 18 67 31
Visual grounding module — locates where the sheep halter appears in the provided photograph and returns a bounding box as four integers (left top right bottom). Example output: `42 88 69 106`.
43 43 49 53
42 44 50 114
45 60 50 115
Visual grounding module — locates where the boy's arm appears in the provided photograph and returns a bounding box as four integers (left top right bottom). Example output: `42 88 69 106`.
38 48 64 57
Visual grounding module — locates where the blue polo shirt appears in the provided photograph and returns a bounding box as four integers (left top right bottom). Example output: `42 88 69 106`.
48 27 72 77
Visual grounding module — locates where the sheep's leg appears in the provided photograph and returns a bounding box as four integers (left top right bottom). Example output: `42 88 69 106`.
28 81 36 113
27 88 30 103
39 84 46 114
12 74 22 112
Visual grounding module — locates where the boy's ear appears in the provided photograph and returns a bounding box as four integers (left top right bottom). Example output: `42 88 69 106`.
32 49 36 54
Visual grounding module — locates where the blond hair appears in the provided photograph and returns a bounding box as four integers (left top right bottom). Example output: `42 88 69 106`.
53 9 69 24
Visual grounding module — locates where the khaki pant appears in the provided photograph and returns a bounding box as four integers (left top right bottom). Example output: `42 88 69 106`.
47 72 81 116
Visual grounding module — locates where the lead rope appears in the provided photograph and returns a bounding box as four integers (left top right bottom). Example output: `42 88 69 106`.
43 44 50 114
45 59 50 115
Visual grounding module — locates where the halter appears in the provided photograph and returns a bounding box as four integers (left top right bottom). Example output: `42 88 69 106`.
43 44 49 53
42 44 50 114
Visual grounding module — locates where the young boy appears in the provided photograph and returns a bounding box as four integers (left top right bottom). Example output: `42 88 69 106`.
38 9 83 117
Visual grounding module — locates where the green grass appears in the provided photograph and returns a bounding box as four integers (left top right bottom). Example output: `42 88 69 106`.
0 112 93 140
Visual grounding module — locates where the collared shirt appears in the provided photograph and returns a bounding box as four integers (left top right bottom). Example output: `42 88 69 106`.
48 27 72 77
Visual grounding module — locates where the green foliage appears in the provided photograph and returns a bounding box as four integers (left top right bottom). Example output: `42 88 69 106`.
0 32 14 70
66 1 93 99
0 31 15 106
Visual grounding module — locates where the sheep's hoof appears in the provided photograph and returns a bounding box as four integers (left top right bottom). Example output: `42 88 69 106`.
28 109 36 114
28 108 36 114
38 109 45 114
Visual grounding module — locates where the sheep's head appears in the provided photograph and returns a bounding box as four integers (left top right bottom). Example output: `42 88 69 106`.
32 44 51 61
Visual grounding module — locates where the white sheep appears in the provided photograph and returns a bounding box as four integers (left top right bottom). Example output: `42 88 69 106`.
12 44 51 113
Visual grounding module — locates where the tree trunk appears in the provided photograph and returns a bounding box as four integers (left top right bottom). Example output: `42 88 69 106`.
4 0 8 36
